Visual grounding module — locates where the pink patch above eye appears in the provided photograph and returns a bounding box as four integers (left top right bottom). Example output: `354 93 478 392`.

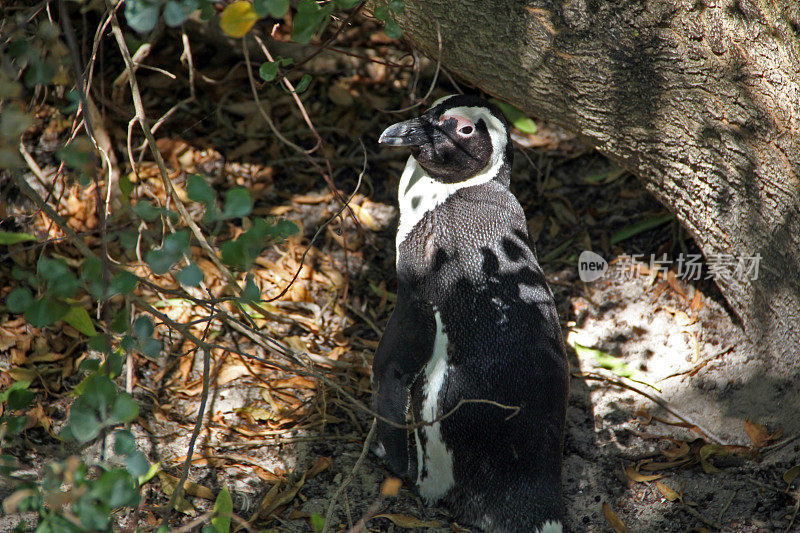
440 114 474 133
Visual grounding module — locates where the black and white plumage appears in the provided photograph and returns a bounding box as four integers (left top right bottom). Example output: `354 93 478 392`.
372 95 569 532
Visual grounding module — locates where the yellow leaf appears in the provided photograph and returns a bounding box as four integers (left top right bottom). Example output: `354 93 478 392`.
374 514 442 528
624 465 663 483
655 481 681 501
380 477 402 497
602 502 627 533
220 1 258 38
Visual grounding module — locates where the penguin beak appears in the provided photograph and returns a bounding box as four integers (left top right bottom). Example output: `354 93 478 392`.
378 117 429 147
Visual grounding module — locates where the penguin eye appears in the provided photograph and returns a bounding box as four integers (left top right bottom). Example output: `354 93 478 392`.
459 125 474 135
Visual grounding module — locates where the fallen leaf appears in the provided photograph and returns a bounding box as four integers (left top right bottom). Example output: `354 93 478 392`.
157 471 215 500
602 502 627 533
374 514 442 528
655 481 681 501
660 441 690 460
219 1 258 38
624 465 663 482
381 477 402 497
307 457 331 479
216 363 251 385
783 464 800 488
743 419 782 448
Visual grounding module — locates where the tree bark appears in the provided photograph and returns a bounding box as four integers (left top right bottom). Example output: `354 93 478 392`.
392 0 800 367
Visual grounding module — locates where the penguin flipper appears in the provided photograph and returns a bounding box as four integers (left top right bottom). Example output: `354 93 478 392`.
372 295 436 476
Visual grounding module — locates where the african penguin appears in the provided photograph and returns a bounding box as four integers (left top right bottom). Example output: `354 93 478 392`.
372 95 569 532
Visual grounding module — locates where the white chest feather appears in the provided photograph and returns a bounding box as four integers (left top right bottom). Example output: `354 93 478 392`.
414 309 455 501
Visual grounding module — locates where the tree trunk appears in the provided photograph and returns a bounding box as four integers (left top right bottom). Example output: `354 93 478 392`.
392 0 800 368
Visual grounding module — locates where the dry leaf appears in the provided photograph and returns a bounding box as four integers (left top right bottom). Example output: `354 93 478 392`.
602 502 627 533
157 472 215 500
783 464 800 488
381 477 402 497
216 363 251 385
624 465 663 482
374 514 442 528
660 441 690 460
665 270 686 299
743 419 782 448
307 457 331 479
690 289 704 313
655 481 681 501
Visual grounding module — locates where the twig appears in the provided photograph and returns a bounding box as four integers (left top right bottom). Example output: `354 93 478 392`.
322 419 376 533
679 501 721 530
718 489 736 522
379 22 442 114
163 347 211 520
575 370 730 445
786 491 800 533
106 3 243 296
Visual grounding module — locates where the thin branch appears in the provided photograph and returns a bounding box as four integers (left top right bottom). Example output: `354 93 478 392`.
575 370 730 445
322 419 376 533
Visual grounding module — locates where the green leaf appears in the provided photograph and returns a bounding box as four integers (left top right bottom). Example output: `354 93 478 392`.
25 297 69 327
176 262 203 286
610 214 673 245
187 174 215 205
164 0 195 27
124 451 151 478
88 334 111 353
111 270 139 295
93 468 140 508
133 316 155 339
114 429 138 456
67 407 102 443
111 308 130 333
388 0 404 13
125 0 162 33
373 5 389 20
294 73 312 94
108 394 140 425
241 273 260 302
0 381 31 403
223 187 253 218
105 349 124 378
0 104 32 138
489 99 538 134
292 0 332 44
383 17 402 39
63 306 97 336
75 497 111 531
139 338 162 359
0 231 36 245
212 486 233 533
254 0 289 18
5 287 33 313
56 136 95 176
573 342 634 378
146 230 190 275
23 58 56 87
138 460 161 485
133 200 162 222
259 61 280 82
310 513 325 532
81 374 117 413
267 218 300 241
37 257 69 281
7 388 34 411
2 415 29 435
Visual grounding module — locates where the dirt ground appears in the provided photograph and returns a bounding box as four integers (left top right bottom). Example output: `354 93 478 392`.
2 11 800 533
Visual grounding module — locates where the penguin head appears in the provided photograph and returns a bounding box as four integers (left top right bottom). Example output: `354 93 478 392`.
379 95 512 184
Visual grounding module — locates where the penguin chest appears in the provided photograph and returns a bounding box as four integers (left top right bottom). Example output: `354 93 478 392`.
413 310 455 502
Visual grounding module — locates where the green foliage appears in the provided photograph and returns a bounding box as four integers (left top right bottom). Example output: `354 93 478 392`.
211 486 233 533
221 217 299 271
254 0 289 18
489 99 538 134
145 229 191 275
292 0 334 44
